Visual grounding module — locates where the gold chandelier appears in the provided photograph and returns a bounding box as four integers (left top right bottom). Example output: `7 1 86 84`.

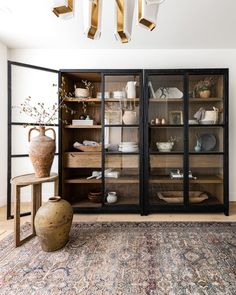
52 0 166 43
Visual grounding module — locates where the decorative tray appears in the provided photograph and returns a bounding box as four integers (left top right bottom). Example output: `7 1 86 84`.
157 191 209 204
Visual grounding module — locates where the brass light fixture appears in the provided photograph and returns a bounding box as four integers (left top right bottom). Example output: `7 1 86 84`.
52 0 166 43
53 0 73 17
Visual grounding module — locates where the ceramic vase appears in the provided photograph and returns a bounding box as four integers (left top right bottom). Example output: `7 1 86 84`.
194 140 202 152
122 110 138 125
34 196 73 252
199 90 211 99
28 126 56 178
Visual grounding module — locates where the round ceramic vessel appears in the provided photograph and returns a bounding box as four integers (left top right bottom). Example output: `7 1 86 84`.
75 88 89 98
34 196 73 252
107 192 117 204
28 127 56 178
156 142 174 152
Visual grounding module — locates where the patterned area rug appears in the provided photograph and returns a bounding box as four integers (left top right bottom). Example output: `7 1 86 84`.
0 222 236 295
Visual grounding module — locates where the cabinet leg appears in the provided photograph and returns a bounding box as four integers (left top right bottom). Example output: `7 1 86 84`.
14 185 21 247
31 185 37 236
54 177 59 196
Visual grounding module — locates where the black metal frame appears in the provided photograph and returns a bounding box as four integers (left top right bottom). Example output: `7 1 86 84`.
7 61 59 219
144 68 229 216
7 66 229 217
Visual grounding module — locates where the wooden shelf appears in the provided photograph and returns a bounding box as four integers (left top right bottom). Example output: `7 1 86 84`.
105 124 139 128
149 124 183 128
64 125 102 129
189 124 224 127
71 196 139 208
149 175 223 184
189 98 223 102
105 196 139 205
149 98 223 103
150 151 183 155
64 97 139 103
65 176 139 184
149 98 183 103
64 98 101 103
72 200 102 208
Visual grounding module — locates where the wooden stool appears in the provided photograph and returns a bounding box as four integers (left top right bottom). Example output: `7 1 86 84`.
11 173 59 247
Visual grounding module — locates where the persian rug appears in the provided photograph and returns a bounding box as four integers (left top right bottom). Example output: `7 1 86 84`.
0 222 235 295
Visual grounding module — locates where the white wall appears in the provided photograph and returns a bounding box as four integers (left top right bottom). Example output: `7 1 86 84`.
8 48 236 202
0 42 8 207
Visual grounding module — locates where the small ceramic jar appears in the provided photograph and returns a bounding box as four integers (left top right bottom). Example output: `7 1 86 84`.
155 117 161 125
161 118 167 125
107 192 117 204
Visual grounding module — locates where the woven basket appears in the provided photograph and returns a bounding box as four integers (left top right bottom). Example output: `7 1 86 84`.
76 145 102 152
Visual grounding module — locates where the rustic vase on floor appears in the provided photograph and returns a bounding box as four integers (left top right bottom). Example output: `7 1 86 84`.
28 126 56 178
199 89 211 98
34 196 73 252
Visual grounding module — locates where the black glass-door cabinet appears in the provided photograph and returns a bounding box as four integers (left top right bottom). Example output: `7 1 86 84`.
144 69 228 216
60 70 143 214
7 65 229 219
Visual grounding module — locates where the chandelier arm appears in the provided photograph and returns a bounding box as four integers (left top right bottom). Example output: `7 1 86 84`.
53 0 73 17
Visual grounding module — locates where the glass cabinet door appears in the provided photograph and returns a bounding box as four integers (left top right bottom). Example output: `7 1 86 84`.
147 74 185 206
188 74 225 206
103 74 141 207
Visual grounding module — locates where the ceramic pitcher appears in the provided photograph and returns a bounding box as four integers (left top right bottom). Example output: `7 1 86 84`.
126 81 137 99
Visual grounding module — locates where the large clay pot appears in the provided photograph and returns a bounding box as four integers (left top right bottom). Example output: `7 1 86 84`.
34 196 73 252
28 126 56 178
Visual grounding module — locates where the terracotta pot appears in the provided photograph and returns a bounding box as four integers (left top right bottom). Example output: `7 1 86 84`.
34 196 73 252
199 90 211 99
28 126 56 178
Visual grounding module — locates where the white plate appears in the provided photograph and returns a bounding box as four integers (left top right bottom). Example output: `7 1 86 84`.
119 142 137 145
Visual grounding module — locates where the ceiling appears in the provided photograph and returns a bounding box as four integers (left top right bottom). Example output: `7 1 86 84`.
0 0 236 49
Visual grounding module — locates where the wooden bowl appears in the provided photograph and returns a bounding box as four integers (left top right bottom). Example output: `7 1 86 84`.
88 191 102 203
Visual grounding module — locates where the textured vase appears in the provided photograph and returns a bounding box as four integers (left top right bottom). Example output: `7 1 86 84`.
28 126 56 178
34 196 73 252
199 90 211 99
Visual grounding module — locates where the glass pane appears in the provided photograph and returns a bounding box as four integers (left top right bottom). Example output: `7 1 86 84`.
104 74 140 206
149 155 184 205
148 75 184 205
12 125 59 155
188 74 225 206
11 65 58 123
60 72 102 208
188 75 224 125
189 155 224 205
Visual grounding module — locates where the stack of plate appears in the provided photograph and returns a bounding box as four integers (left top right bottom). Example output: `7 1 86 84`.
119 142 138 153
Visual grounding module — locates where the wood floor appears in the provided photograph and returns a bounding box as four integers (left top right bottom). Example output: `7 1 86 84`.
0 202 236 242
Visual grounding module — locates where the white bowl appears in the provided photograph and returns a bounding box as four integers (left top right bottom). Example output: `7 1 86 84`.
156 142 174 152
75 88 89 98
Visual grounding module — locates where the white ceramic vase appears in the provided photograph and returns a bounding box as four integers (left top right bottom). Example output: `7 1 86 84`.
126 81 137 99
123 110 138 125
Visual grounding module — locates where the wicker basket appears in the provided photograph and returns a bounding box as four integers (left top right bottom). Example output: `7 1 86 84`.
76 145 102 152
